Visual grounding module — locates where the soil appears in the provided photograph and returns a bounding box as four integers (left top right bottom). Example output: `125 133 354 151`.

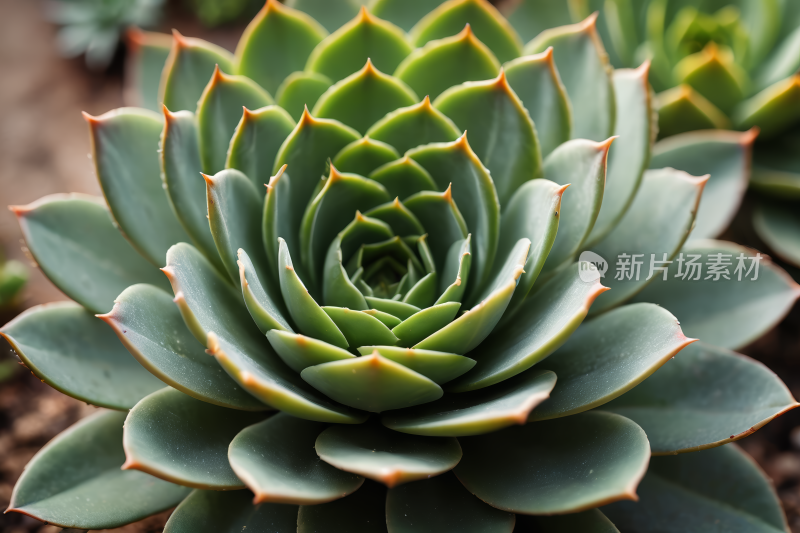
1 1 799 532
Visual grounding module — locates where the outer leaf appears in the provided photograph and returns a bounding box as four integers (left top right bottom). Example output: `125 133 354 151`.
504 47 571 158
301 352 443 412
229 414 364 505
386 473 515 533
11 194 169 314
275 71 333 121
297 481 388 533
589 168 707 314
123 388 265 489
99 284 266 410
263 166 294 278
366 96 461 154
125 29 172 112
539 138 612 272
86 108 191 267
315 424 462 487
408 134 500 299
164 489 298 533
395 25 501 101
525 14 615 141
238 249 293 334
383 369 556 437
498 0 573 43
226 105 296 189
531 303 693 421
357 345 474 384
306 6 412 82
455 411 649 514
586 62 654 244
603 445 789 533
434 70 541 206
160 31 235 113
448 263 608 392
235 0 328 95
313 59 418 135
196 67 274 174
165 243 364 423
410 0 523 63
754 200 800 267
604 342 799 455
161 109 226 274
649 129 757 240
1 302 163 410
371 0 448 32
633 240 800 350
7 411 190 529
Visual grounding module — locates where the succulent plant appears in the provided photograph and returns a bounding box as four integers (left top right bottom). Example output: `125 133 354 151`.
5 0 800 531
500 0 800 276
0 252 28 310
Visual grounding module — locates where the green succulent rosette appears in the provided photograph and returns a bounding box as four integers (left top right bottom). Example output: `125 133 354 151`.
501 0 800 272
4 1 800 531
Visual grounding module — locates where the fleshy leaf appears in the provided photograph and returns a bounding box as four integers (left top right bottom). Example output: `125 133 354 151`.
408 134 500 299
301 352 443 412
735 75 800 139
754 200 800 267
434 70 542 206
586 62 654 244
633 240 800 350
386 473 514 533
366 296 421 320
99 284 266 410
649 129 757 240
238 249 293 334
235 0 328 95
160 31 235 113
357 345 473 384
125 29 172 112
395 25 501 101
589 168 707 314
367 96 461 155
164 489 298 533
456 411 649 514
383 368 555 437
226 105 296 189
525 14 615 141
436 236 472 305
267 330 355 373
365 198 425 236
673 43 747 115
160 109 226 274
498 0 573 43
603 445 788 533
228 414 364 505
297 481 387 533
404 186 468 273
306 6 413 82
369 157 439 202
123 388 265 489
531 303 693 421
448 263 607 392
389 302 461 348
165 243 364 423
604 342 799 455
1 302 163 410
11 194 169 314
323 306 399 348
276 71 333 121
540 138 612 272
313 59 418 135
656 84 731 138
263 166 294 279
504 47 571 158
86 108 191 267
410 0 523 63
196 67 274 174
7 411 190 530
371 0 447 32
315 424 462 487
333 137 400 176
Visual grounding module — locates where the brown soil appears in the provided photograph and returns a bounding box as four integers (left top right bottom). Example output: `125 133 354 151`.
1 1 800 532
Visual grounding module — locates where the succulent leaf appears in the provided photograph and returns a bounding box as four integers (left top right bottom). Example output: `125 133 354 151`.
323 306 400 347
358 344 473 384
633 240 800 350
436 236 473 304
367 96 462 154
125 29 172 112
7 411 190 529
520 509 619 532
86 108 191 267
386 473 515 532
753 200 800 267
333 137 400 176
267 330 355 373
276 71 334 121
656 84 732 138
297 480 387 533
228 413 364 504
123 388 266 489
734 74 800 138
365 198 426 236
498 0 573 43
235 0 328 95
404 188 468 273
673 43 748 115
1 301 164 409
238 249 293 334
605 342 799 454
315 424 462 486
10 194 169 314
387 302 461 349
100 283 267 410
164 489 298 533
366 296 421 320
454 411 649 514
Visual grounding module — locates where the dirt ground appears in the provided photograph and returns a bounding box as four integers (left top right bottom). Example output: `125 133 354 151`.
1 1 800 532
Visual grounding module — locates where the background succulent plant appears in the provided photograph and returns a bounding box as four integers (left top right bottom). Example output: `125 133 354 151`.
4 0 800 531
0 252 27 311
501 0 800 279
